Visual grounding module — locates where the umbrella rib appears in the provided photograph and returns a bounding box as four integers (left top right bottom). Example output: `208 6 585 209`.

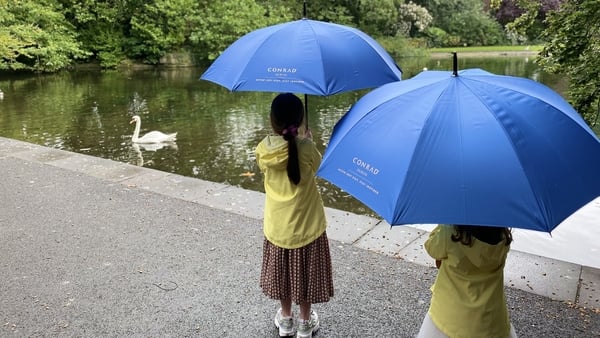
392 84 451 224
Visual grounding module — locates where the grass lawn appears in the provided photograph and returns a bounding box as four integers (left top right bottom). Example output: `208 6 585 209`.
429 45 542 53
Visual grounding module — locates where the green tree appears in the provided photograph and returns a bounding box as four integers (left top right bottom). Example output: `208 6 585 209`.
127 0 200 64
0 0 89 72
495 0 563 44
257 0 306 20
537 0 600 123
189 0 293 61
303 0 356 25
58 0 130 68
413 0 506 46
358 0 398 37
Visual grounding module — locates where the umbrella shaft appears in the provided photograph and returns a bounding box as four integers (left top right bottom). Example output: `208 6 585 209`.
304 94 309 128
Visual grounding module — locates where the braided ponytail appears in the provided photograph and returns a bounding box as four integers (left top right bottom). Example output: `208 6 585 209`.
270 93 304 185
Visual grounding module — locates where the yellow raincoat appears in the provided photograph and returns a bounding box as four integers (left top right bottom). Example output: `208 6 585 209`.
256 135 326 249
425 224 511 338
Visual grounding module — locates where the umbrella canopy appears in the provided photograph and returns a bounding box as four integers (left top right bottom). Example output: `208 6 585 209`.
200 18 402 96
316 64 600 233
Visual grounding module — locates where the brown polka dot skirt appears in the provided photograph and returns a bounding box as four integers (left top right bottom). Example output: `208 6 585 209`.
260 232 334 304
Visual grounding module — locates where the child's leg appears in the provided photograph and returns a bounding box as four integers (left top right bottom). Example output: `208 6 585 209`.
281 298 293 317
297 301 319 337
299 301 310 320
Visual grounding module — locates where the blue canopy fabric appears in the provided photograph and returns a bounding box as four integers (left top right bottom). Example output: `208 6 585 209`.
200 18 402 96
317 69 600 233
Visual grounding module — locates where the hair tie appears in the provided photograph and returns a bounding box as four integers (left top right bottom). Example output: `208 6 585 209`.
282 125 299 137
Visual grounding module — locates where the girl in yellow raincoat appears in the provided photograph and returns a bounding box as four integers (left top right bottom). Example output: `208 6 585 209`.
256 93 333 338
417 224 518 338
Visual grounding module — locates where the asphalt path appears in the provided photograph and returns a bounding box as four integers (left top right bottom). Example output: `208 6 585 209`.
1 147 599 337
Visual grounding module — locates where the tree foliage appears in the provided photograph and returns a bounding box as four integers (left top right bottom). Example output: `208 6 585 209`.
413 0 506 46
127 0 200 64
0 0 89 72
499 0 562 44
357 0 398 37
537 0 600 123
189 0 293 61
303 0 356 25
58 0 130 67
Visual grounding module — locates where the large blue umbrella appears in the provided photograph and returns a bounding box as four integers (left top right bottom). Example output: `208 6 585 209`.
200 18 402 123
316 58 600 233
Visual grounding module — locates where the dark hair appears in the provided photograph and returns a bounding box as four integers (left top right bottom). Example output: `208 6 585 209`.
451 225 512 246
270 93 304 185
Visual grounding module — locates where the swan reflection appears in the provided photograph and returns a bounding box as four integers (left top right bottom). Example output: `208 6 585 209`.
136 142 178 152
130 142 178 166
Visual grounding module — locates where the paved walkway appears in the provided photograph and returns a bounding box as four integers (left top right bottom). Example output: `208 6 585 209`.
1 136 598 337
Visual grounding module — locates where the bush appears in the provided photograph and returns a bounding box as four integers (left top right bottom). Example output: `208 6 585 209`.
377 35 428 59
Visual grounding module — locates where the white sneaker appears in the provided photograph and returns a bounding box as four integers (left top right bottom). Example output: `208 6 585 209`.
274 308 295 337
296 310 319 338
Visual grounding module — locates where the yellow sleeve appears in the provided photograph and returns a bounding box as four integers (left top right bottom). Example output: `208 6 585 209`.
424 224 450 260
311 144 322 173
299 138 321 174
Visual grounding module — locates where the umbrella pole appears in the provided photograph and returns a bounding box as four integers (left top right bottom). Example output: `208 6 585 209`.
304 93 309 128
593 99 600 127
303 0 307 18
452 52 458 76
303 2 308 128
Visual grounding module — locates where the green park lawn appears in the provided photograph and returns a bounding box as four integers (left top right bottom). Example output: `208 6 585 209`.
429 45 543 53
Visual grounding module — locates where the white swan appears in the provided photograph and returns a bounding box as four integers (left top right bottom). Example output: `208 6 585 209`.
130 115 177 143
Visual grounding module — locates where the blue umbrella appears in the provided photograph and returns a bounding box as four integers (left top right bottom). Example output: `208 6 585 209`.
200 18 402 123
316 56 600 233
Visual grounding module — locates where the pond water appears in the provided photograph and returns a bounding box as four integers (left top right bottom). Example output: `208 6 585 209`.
0 55 568 214
1 54 598 268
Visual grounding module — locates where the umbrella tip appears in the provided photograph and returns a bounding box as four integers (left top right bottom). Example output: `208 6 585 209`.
452 52 458 77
